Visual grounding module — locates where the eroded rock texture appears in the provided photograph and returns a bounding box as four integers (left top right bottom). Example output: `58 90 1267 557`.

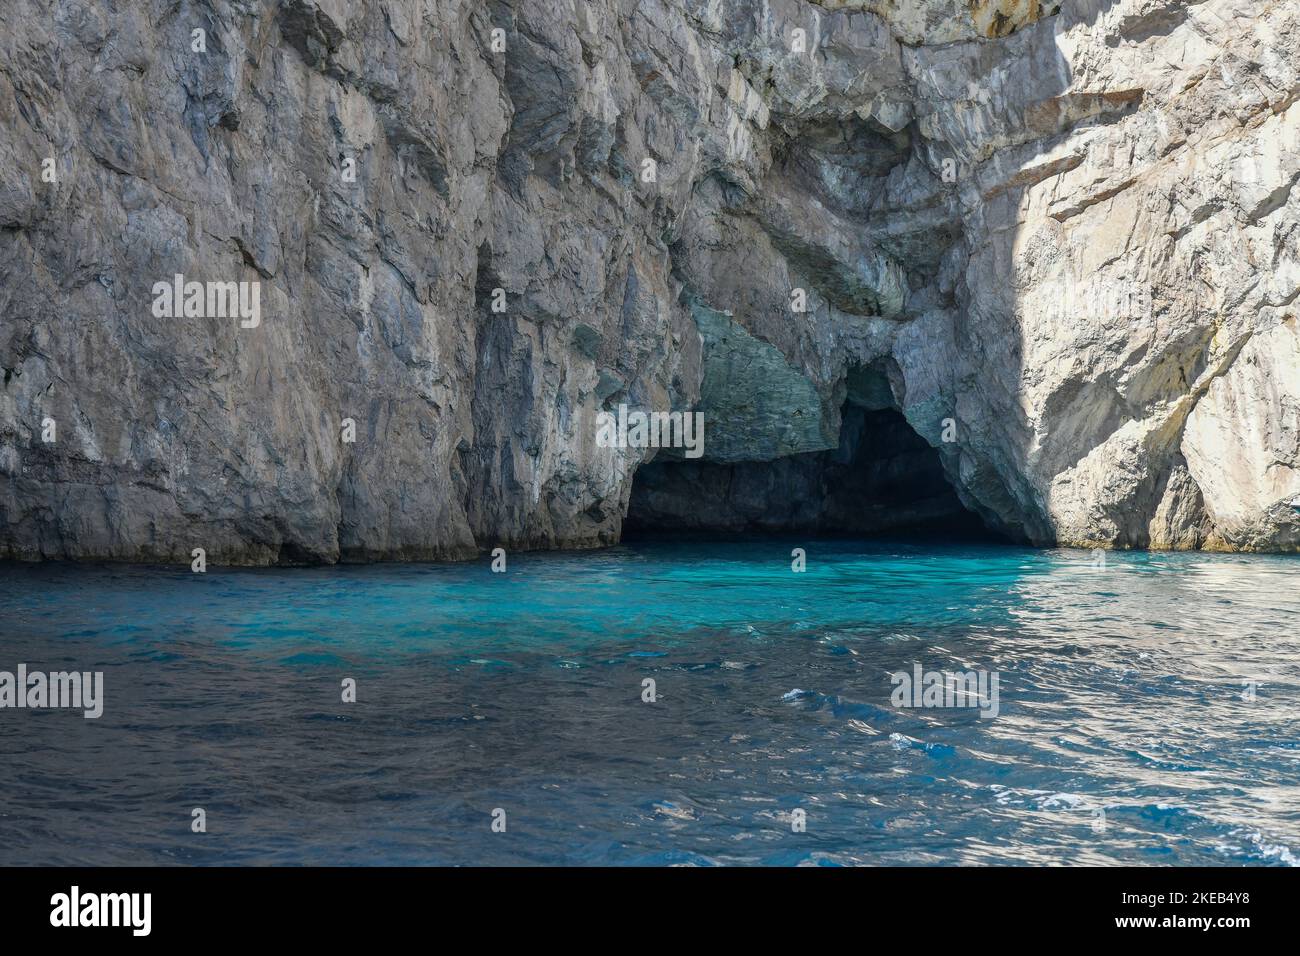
1 0 1298 562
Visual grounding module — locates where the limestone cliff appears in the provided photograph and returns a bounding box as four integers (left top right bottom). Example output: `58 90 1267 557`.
1 0 1297 562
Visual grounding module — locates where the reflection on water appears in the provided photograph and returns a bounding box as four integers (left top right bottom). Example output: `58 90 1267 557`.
0 540 1297 865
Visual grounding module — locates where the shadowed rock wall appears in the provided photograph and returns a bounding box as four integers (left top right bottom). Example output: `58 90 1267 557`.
2 0 1298 562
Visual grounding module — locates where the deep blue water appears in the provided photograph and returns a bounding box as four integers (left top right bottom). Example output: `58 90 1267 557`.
1 539 1297 866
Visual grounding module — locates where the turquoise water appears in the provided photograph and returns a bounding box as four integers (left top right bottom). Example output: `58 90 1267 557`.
1 539 1298 865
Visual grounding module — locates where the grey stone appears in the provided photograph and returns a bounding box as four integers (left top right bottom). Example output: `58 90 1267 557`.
1 0 1297 562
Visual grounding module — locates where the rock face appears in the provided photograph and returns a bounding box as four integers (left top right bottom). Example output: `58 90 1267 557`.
1 0 1298 562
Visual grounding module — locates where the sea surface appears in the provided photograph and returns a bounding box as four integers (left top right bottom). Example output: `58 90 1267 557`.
1 539 1297 866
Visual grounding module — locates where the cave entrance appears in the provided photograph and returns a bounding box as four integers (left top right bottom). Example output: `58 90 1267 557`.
624 381 1001 542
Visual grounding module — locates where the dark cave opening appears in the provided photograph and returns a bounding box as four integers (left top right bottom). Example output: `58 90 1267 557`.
624 403 1004 543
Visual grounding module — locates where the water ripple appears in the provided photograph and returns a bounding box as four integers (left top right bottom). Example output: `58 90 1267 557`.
0 539 1297 865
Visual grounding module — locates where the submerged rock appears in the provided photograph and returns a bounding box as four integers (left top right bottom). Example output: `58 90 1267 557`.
0 0 1297 561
